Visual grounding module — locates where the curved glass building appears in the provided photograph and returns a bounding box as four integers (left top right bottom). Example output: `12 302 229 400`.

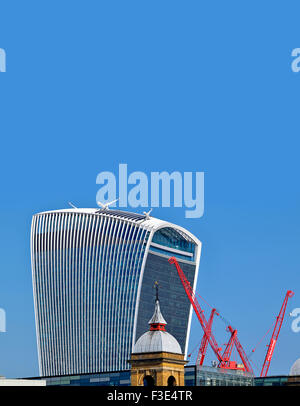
30 208 201 376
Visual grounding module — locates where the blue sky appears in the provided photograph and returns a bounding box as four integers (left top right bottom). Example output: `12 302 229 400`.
0 1 300 378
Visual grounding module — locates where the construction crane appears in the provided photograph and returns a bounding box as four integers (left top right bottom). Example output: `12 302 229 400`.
260 290 294 377
168 256 254 374
226 325 253 374
196 308 218 366
218 327 237 369
168 257 224 365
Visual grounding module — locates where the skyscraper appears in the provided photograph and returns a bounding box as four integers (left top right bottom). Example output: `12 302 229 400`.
30 208 201 376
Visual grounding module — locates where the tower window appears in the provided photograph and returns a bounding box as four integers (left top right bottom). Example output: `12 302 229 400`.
167 376 176 387
143 375 155 387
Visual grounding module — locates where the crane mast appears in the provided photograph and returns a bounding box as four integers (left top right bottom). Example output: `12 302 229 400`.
196 308 218 366
168 257 224 364
168 256 253 374
219 328 237 369
260 290 294 377
228 325 254 374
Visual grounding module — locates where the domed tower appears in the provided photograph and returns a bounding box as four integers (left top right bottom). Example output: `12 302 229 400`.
130 283 187 386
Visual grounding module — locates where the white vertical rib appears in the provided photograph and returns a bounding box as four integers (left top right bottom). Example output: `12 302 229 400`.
30 215 42 375
88 214 98 372
69 212 77 373
113 220 131 370
101 216 113 371
91 215 103 372
109 218 124 370
48 213 55 375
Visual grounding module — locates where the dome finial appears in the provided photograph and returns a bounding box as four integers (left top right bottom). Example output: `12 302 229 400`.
154 281 159 302
148 281 167 330
132 282 182 355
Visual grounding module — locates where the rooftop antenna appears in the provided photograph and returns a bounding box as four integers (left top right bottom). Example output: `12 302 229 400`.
68 202 77 209
143 208 152 220
96 198 119 211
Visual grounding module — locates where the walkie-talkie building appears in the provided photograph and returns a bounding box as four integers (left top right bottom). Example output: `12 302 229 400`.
30 208 201 377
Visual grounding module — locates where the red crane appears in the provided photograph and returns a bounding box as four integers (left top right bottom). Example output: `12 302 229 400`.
219 327 237 369
260 290 294 377
196 308 218 366
227 325 253 374
168 257 224 365
168 256 254 374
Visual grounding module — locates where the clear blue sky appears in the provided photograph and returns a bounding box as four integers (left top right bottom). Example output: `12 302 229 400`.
0 1 299 378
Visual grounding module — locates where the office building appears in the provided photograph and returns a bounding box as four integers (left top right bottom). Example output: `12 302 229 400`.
30 208 201 376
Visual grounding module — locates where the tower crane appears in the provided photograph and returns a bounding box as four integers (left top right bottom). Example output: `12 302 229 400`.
218 327 237 369
196 308 218 366
168 257 224 365
168 256 254 374
168 257 293 377
226 325 253 374
260 290 294 377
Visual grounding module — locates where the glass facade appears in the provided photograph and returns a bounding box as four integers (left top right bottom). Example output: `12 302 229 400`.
184 366 197 386
254 376 288 386
29 366 254 387
196 366 254 386
43 371 131 386
135 252 197 353
31 209 201 377
151 228 195 255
